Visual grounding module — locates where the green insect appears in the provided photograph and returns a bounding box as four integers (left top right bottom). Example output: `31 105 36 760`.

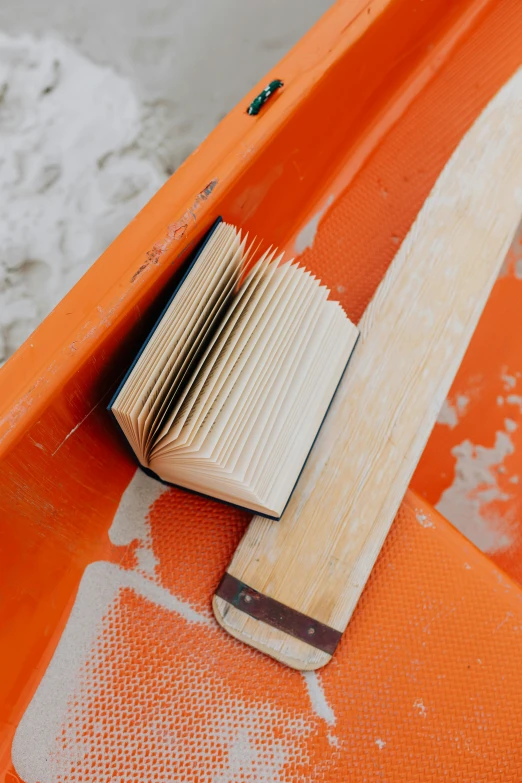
247 79 284 116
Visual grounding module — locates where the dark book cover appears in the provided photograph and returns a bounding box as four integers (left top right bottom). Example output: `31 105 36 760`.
108 217 359 520
108 216 223 411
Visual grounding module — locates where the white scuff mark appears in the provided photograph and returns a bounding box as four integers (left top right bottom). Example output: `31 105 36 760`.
510 475 520 484
494 611 513 632
109 468 167 578
423 606 456 635
436 431 515 554
302 671 336 726
413 699 427 718
336 285 346 294
505 418 518 432
294 195 334 254
498 395 505 406
463 562 471 570
51 400 101 456
375 738 386 750
415 509 435 529
437 394 469 429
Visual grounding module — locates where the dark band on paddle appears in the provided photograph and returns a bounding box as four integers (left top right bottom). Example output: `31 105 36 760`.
216 572 341 655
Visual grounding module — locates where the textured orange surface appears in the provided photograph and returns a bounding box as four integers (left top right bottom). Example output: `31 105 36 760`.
1 0 522 779
10 489 522 782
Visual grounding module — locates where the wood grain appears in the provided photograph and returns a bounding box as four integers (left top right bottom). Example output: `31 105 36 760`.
213 68 522 670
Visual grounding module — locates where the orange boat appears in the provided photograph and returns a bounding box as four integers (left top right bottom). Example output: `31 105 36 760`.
1 0 522 780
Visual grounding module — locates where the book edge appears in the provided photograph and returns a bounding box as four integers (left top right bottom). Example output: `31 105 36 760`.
106 214 359 521
107 216 224 413
137 329 360 521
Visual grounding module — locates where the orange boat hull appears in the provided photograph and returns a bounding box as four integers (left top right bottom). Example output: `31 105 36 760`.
1 0 522 779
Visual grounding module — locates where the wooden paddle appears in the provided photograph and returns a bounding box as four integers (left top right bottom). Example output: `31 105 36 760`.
213 68 522 670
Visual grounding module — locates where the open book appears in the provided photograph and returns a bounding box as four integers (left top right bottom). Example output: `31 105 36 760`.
109 219 359 518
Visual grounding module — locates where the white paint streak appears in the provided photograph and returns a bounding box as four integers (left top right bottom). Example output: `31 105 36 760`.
437 394 469 429
122 565 211 624
302 671 336 726
109 468 167 577
436 431 514 553
437 399 458 428
294 195 334 254
375 738 386 749
109 468 165 547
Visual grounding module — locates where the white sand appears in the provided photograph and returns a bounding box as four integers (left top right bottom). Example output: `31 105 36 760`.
0 1 332 361
0 33 167 359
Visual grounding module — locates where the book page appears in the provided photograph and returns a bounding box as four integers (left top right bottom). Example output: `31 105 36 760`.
239 284 329 486
133 228 239 436
209 266 311 467
150 248 279 455
259 307 358 510
120 223 234 415
115 219 360 516
188 264 312 460
213 270 319 470
177 261 298 458
139 234 248 451
111 221 243 463
254 303 343 494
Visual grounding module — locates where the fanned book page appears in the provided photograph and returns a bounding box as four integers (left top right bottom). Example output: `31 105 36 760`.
110 220 359 518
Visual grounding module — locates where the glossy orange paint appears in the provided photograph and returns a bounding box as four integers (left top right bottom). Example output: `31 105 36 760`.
0 0 521 779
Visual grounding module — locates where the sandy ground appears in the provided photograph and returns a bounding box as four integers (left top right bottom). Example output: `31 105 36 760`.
0 0 332 361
